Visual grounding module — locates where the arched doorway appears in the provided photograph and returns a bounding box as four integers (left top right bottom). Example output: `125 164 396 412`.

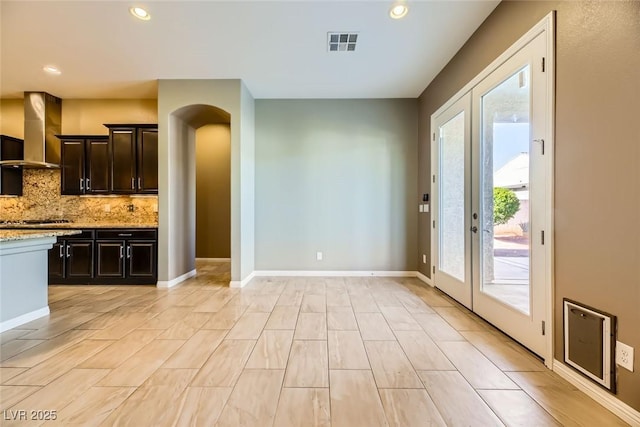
159 104 233 286
156 79 255 288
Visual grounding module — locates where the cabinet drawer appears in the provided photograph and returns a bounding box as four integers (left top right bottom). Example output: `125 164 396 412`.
96 229 157 240
66 230 95 239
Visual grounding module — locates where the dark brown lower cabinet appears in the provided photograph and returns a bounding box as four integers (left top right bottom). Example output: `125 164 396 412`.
96 241 126 278
128 241 157 279
48 230 95 284
94 229 157 284
48 228 157 285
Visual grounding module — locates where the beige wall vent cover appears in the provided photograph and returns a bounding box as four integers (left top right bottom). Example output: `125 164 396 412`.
328 33 358 52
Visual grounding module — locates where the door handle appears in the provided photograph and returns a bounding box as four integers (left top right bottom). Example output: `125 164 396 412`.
119 245 124 259
138 177 141 190
131 177 135 190
59 244 64 258
470 226 478 233
126 246 131 259
80 178 84 191
86 178 90 190
66 245 71 258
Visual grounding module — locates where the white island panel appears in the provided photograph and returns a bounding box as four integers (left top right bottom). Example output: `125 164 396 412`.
0 230 80 332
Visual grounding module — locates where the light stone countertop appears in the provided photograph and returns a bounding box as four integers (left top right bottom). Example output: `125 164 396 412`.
0 229 82 242
0 222 158 230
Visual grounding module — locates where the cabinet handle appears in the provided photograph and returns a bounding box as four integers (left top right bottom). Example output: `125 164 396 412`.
138 177 141 190
126 246 131 259
59 244 64 258
118 233 132 237
86 178 90 190
66 245 71 258
131 177 135 190
119 245 124 259
80 178 84 191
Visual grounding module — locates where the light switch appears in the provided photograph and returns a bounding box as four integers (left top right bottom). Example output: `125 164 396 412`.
316 251 323 261
419 204 423 213
424 204 429 213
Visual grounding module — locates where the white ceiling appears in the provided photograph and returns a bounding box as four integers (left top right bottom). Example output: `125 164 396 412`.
0 1 499 99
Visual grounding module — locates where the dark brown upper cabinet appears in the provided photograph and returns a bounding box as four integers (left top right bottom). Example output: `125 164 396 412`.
0 135 24 196
58 135 110 195
105 124 158 194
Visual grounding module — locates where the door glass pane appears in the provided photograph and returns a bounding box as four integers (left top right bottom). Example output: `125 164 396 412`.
480 65 531 314
439 111 465 282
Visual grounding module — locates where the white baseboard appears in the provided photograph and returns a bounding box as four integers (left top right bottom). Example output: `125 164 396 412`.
230 271 256 288
196 257 231 262
415 271 433 286
0 306 50 333
252 270 418 278
157 269 197 288
553 359 640 425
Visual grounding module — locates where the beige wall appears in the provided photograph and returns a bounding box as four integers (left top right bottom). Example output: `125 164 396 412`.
255 99 418 271
1 98 157 137
195 124 231 258
0 99 24 137
61 99 157 134
418 0 640 410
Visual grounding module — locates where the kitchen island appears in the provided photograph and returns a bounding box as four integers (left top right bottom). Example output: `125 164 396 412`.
0 229 80 332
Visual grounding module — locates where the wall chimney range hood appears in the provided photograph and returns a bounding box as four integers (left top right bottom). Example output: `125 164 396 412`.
0 92 62 168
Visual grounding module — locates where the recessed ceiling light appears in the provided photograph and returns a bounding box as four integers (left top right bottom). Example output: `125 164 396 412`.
130 6 150 20
389 3 408 19
43 65 61 75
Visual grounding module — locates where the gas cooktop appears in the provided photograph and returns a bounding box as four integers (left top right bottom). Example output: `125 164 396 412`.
0 219 73 225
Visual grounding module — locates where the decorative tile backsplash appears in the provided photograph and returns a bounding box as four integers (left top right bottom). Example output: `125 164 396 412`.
0 169 158 224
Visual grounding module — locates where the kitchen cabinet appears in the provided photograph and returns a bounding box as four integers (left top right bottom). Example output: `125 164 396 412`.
0 135 23 196
59 135 110 195
48 230 95 284
105 124 158 194
95 229 157 284
47 228 157 285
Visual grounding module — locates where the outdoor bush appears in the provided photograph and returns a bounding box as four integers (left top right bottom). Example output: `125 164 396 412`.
493 187 520 225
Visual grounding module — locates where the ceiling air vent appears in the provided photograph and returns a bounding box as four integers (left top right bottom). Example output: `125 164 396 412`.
328 33 358 52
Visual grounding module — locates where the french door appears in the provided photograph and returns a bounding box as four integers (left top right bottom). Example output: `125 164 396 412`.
432 20 553 359
432 94 472 309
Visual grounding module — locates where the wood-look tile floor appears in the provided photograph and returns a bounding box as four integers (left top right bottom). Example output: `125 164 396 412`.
0 260 628 426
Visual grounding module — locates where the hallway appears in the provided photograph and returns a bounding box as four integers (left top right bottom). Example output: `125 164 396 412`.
0 260 627 426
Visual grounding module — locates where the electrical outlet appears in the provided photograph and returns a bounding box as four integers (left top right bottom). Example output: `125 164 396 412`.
616 341 634 372
152 203 158 213
422 254 427 264
316 252 323 261
104 204 111 212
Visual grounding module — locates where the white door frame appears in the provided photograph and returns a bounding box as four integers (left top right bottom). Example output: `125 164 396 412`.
430 12 555 367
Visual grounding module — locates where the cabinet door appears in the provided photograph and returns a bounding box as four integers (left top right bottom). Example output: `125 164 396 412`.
136 128 158 193
86 138 110 194
48 241 65 281
127 240 156 279
61 139 85 195
110 129 136 193
66 240 94 279
0 168 22 196
96 240 125 278
0 136 23 196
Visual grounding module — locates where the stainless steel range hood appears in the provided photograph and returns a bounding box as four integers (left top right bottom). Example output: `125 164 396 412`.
0 92 62 168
